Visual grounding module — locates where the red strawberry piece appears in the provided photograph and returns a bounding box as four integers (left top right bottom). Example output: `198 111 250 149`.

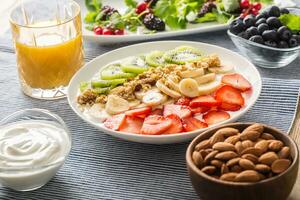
119 116 143 134
163 114 183 134
150 108 163 116
176 97 191 106
221 73 251 91
215 85 245 106
136 114 147 119
190 106 210 114
190 95 220 107
125 107 151 117
203 110 230 125
219 102 241 111
104 114 126 131
163 104 192 119
182 117 208 132
140 115 172 135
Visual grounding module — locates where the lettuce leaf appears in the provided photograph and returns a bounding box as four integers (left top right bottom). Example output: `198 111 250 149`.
279 14 300 32
196 13 217 23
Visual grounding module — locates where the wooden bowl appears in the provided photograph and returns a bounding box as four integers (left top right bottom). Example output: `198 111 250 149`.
186 122 299 200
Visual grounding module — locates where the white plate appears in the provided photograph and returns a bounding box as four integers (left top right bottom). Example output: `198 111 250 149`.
75 0 229 44
68 41 262 144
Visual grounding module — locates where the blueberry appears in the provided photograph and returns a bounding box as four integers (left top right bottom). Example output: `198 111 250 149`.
249 35 264 44
268 6 281 17
289 37 298 47
243 15 256 28
280 8 289 14
264 40 278 48
246 26 259 37
262 30 278 41
267 17 282 28
255 14 266 21
277 26 292 40
255 18 266 26
278 40 289 48
261 11 269 18
292 34 300 44
229 18 245 34
238 31 250 39
258 23 269 34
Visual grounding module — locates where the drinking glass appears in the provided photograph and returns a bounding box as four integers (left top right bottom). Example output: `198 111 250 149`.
10 0 84 99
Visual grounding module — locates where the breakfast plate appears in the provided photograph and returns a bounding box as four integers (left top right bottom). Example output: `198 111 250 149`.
68 41 262 144
75 0 230 44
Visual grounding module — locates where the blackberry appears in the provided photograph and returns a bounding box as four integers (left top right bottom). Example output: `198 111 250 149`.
100 5 118 20
198 2 216 17
143 13 165 31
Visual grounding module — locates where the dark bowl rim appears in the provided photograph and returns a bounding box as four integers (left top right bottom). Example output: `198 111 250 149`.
186 122 299 186
227 30 300 52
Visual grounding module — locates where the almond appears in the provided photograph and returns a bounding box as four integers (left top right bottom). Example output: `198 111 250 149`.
242 140 254 149
195 139 211 151
258 173 266 180
192 151 204 167
213 142 236 151
240 123 263 141
241 147 262 157
239 158 255 170
215 127 239 137
254 140 269 153
209 133 225 146
210 160 223 168
220 172 238 181
241 154 258 164
269 140 284 152
201 166 216 175
200 148 214 159
231 165 243 173
221 164 229 174
235 141 244 154
224 135 240 144
259 152 279 166
255 164 271 173
235 170 260 182
261 132 275 140
271 159 291 174
226 157 241 167
204 150 219 163
278 146 290 159
215 151 238 161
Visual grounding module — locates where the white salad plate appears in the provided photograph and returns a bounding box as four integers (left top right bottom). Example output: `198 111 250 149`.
68 41 262 144
75 0 229 44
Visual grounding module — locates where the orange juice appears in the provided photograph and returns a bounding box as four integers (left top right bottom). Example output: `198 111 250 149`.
15 33 84 89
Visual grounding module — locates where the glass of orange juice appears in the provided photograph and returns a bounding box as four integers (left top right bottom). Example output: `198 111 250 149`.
10 0 84 99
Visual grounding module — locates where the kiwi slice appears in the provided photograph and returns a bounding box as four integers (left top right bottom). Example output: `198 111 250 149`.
101 64 136 80
91 79 126 88
145 51 165 67
120 56 149 74
163 46 202 64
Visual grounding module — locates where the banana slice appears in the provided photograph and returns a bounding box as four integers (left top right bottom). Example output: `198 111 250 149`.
208 65 233 74
179 78 199 98
128 100 141 108
194 73 216 85
156 80 181 99
179 68 204 78
105 95 130 115
142 91 167 106
87 103 110 122
134 88 160 100
166 76 180 92
198 79 222 95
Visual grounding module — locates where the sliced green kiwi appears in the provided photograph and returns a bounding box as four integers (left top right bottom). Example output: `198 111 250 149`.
163 46 202 65
120 56 149 74
91 79 126 88
101 64 136 80
145 51 165 67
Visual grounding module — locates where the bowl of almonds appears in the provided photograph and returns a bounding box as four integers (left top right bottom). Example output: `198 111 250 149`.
186 123 299 200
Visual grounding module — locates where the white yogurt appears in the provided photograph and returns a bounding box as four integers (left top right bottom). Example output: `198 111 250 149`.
0 120 71 191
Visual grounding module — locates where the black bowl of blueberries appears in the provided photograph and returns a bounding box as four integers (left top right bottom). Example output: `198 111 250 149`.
228 5 300 68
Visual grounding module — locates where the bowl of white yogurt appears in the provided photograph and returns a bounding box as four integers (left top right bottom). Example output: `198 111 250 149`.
0 109 71 191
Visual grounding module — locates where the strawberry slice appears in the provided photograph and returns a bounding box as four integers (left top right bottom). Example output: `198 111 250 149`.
203 110 230 125
190 106 210 114
190 95 220 107
125 107 151 117
119 116 144 134
219 102 241 111
150 108 163 116
215 85 245 106
221 73 251 91
182 117 208 132
163 104 192 119
176 97 191 106
164 114 183 134
104 114 126 131
140 115 172 135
